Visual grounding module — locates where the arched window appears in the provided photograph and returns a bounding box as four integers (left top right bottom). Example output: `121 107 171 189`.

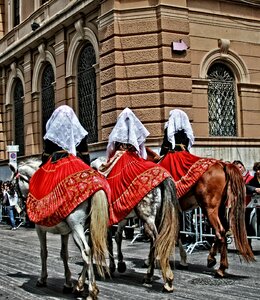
13 78 24 156
41 62 55 136
207 63 237 136
77 43 97 143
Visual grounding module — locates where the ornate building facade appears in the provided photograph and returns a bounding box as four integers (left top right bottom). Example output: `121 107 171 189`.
0 0 259 177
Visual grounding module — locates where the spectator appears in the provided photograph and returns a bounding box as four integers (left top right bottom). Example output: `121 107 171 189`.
233 160 253 184
232 160 255 247
3 182 19 230
246 162 260 195
0 180 3 224
245 162 260 249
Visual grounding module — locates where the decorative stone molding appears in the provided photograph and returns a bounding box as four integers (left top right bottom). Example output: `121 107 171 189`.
6 66 25 105
199 48 250 83
38 43 46 62
218 39 230 55
32 47 56 93
66 26 99 78
10 62 17 78
75 19 85 40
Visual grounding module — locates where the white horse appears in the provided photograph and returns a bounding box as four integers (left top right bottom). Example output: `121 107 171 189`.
91 157 179 292
10 158 109 300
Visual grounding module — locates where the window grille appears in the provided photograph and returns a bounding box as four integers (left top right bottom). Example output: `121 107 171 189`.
207 63 237 136
13 78 24 156
41 63 55 136
13 0 20 26
78 43 97 143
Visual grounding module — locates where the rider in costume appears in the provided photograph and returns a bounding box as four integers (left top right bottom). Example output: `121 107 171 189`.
159 109 197 245
27 105 110 227
98 107 171 226
159 109 200 181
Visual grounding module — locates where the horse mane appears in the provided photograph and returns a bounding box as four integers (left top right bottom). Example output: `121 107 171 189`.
18 157 41 178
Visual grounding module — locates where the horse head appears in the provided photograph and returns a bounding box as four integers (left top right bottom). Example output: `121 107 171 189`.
9 158 41 199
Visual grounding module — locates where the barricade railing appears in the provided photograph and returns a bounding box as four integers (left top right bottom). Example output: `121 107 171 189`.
180 195 260 254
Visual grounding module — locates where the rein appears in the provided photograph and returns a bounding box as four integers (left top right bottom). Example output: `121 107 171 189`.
15 172 30 201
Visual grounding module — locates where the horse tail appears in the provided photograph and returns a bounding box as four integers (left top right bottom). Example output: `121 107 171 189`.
154 177 179 280
89 189 109 277
225 163 255 263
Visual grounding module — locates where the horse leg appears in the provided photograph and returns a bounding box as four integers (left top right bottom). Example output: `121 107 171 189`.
35 226 48 287
60 234 73 293
115 219 128 273
215 236 228 278
178 238 188 269
107 227 116 274
204 206 226 267
72 224 99 300
143 240 155 287
207 238 219 268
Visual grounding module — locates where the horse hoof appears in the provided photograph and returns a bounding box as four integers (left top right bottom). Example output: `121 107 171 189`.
207 258 217 268
36 280 47 287
117 261 126 273
109 265 116 274
162 285 174 293
177 263 188 270
142 259 149 268
215 270 225 278
63 285 73 294
142 275 153 286
143 282 152 288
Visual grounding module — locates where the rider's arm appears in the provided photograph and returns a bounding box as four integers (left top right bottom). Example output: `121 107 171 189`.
160 128 172 156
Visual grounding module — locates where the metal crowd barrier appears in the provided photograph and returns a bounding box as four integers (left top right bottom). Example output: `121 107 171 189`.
180 195 260 254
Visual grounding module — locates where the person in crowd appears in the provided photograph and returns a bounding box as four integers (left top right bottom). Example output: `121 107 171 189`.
3 182 19 230
233 160 253 184
246 162 260 195
0 180 4 224
245 162 260 248
232 160 255 247
26 105 109 227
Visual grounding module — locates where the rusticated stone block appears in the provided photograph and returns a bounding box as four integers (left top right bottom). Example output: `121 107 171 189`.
101 110 119 127
100 97 117 112
163 77 192 92
163 91 193 107
133 107 161 123
159 17 189 34
114 19 159 35
100 67 116 84
114 48 160 65
101 81 116 98
99 38 116 56
100 64 160 84
163 61 191 77
117 93 161 108
100 52 116 70
101 78 161 98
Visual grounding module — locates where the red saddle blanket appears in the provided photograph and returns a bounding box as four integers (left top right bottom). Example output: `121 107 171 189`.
159 151 217 199
27 154 110 227
106 151 171 226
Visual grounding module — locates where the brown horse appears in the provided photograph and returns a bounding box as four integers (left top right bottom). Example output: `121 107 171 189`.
158 153 255 277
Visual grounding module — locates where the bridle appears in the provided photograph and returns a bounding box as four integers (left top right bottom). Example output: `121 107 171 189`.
13 171 30 201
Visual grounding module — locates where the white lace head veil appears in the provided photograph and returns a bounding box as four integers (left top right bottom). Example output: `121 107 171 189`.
165 109 194 150
106 107 150 159
44 105 88 155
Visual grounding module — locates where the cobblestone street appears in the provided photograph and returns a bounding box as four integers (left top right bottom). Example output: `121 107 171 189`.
0 224 259 300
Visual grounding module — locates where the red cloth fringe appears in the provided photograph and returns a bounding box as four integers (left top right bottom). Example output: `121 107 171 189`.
159 151 217 199
107 151 171 225
27 154 110 227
